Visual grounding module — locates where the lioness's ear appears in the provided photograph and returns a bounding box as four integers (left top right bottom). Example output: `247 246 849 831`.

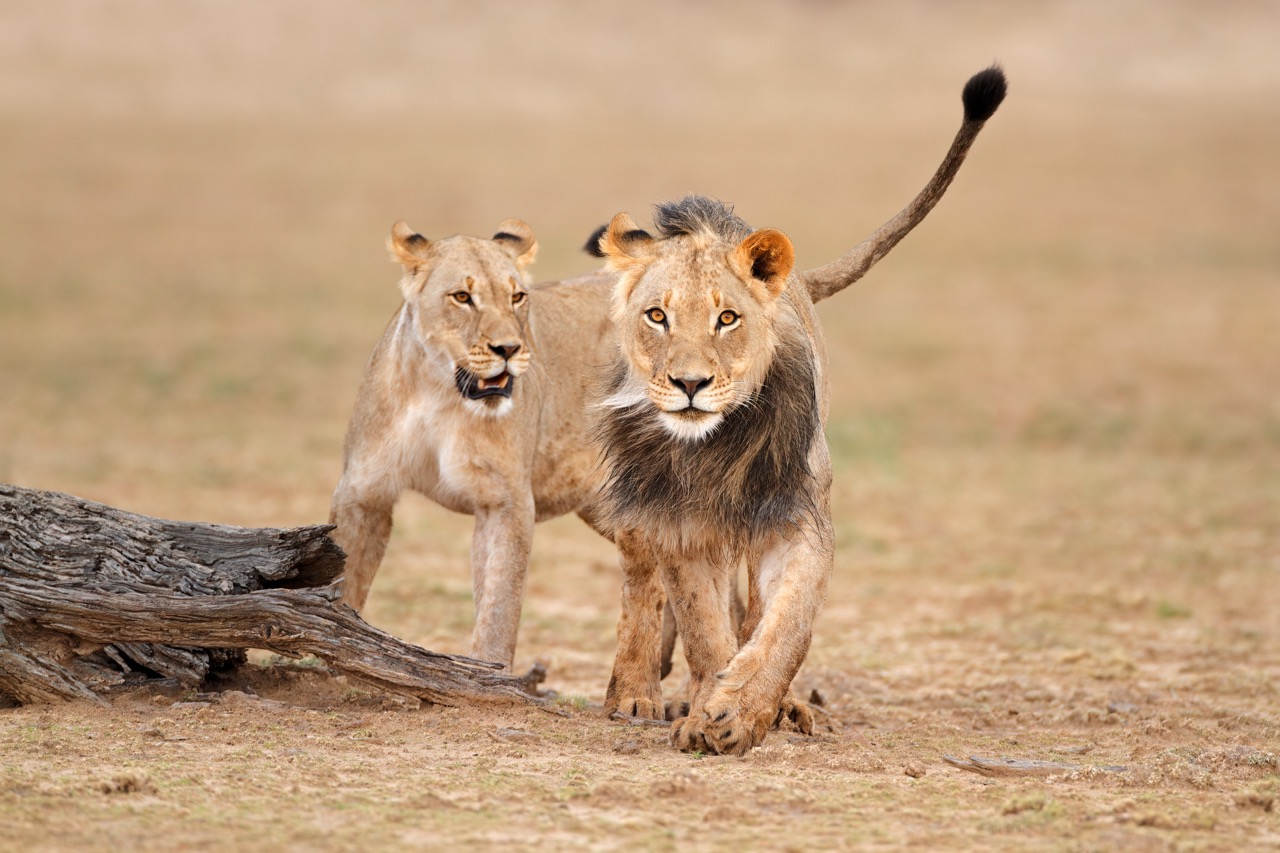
734 228 794 300
389 221 431 271
599 212 655 272
492 219 538 270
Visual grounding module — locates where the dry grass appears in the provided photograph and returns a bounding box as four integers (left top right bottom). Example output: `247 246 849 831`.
2 1 1279 849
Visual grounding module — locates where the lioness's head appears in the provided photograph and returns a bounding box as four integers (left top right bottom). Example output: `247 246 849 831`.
390 220 537 415
597 197 796 441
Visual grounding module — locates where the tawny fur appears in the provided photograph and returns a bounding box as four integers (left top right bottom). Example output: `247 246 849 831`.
329 220 617 667
594 196 834 756
595 66 1007 754
332 66 1006 690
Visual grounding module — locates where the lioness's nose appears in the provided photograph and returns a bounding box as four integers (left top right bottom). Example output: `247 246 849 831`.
489 342 521 360
670 375 712 400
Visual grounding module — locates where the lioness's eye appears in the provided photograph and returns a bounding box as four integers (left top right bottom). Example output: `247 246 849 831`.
512 292 526 305
645 308 667 326
451 292 472 305
718 310 739 328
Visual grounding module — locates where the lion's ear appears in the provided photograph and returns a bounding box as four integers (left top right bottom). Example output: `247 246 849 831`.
734 228 794 300
389 221 432 271
599 212 655 272
493 219 538 270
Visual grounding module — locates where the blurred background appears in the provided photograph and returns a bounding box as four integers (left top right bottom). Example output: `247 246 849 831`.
0 1 1276 665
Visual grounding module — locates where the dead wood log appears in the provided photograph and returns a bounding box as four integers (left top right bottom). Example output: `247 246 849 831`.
0 483 538 707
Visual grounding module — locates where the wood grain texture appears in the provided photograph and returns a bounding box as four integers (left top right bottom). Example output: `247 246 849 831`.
0 484 537 707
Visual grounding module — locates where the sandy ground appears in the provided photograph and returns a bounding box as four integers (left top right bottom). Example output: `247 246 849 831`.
1 1 1278 849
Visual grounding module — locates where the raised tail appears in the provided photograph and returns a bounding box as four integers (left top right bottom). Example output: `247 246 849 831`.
801 65 1007 304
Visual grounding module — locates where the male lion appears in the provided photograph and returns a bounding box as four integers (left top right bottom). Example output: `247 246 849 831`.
594 67 1007 754
329 220 615 667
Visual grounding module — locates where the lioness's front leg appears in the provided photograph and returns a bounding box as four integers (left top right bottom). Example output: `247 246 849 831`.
330 476 397 612
604 533 665 720
468 497 535 668
678 529 832 756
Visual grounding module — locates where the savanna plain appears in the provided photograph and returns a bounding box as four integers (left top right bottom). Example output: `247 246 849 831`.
1 2 1278 850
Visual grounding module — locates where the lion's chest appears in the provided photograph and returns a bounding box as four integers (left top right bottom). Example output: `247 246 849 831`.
391 400 528 514
597 348 822 543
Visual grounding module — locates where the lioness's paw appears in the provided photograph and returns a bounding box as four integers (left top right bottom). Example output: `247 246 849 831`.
611 697 663 721
774 695 816 735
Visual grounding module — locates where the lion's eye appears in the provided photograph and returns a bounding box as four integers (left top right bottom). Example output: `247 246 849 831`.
717 310 740 328
645 308 667 326
512 292 526 305
451 292 472 305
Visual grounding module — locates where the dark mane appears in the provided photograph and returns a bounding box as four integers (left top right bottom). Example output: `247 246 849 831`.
652 195 753 243
596 337 820 548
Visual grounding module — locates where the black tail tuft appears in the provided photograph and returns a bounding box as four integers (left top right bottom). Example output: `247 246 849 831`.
962 65 1007 123
583 224 608 257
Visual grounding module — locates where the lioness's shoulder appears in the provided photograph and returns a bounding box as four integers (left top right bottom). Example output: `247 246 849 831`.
530 270 616 293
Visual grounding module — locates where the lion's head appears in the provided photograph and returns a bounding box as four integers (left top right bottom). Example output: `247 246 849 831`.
389 220 538 415
597 196 797 442
594 196 822 547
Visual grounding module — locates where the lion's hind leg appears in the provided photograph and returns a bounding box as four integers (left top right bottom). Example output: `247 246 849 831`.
659 600 678 680
604 534 666 721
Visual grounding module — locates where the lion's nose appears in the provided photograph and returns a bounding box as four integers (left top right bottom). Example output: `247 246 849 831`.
669 375 712 400
489 342 521 360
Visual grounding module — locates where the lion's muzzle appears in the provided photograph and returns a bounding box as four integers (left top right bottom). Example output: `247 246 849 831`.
454 342 528 403
456 368 515 400
670 374 712 403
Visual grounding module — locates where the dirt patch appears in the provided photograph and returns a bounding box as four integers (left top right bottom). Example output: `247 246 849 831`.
5 645 1276 848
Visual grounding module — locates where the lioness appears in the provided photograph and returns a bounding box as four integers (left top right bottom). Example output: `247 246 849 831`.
329 220 615 666
595 67 1007 753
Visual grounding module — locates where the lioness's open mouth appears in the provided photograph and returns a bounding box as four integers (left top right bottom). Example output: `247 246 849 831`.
457 370 514 400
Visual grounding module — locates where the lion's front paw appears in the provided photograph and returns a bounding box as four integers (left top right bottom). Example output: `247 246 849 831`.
669 698 771 756
774 694 816 735
611 697 664 721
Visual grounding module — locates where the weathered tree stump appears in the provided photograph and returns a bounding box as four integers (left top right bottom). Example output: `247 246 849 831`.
0 483 538 707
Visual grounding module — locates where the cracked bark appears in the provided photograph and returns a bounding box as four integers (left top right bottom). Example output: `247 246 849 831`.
0 483 536 707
